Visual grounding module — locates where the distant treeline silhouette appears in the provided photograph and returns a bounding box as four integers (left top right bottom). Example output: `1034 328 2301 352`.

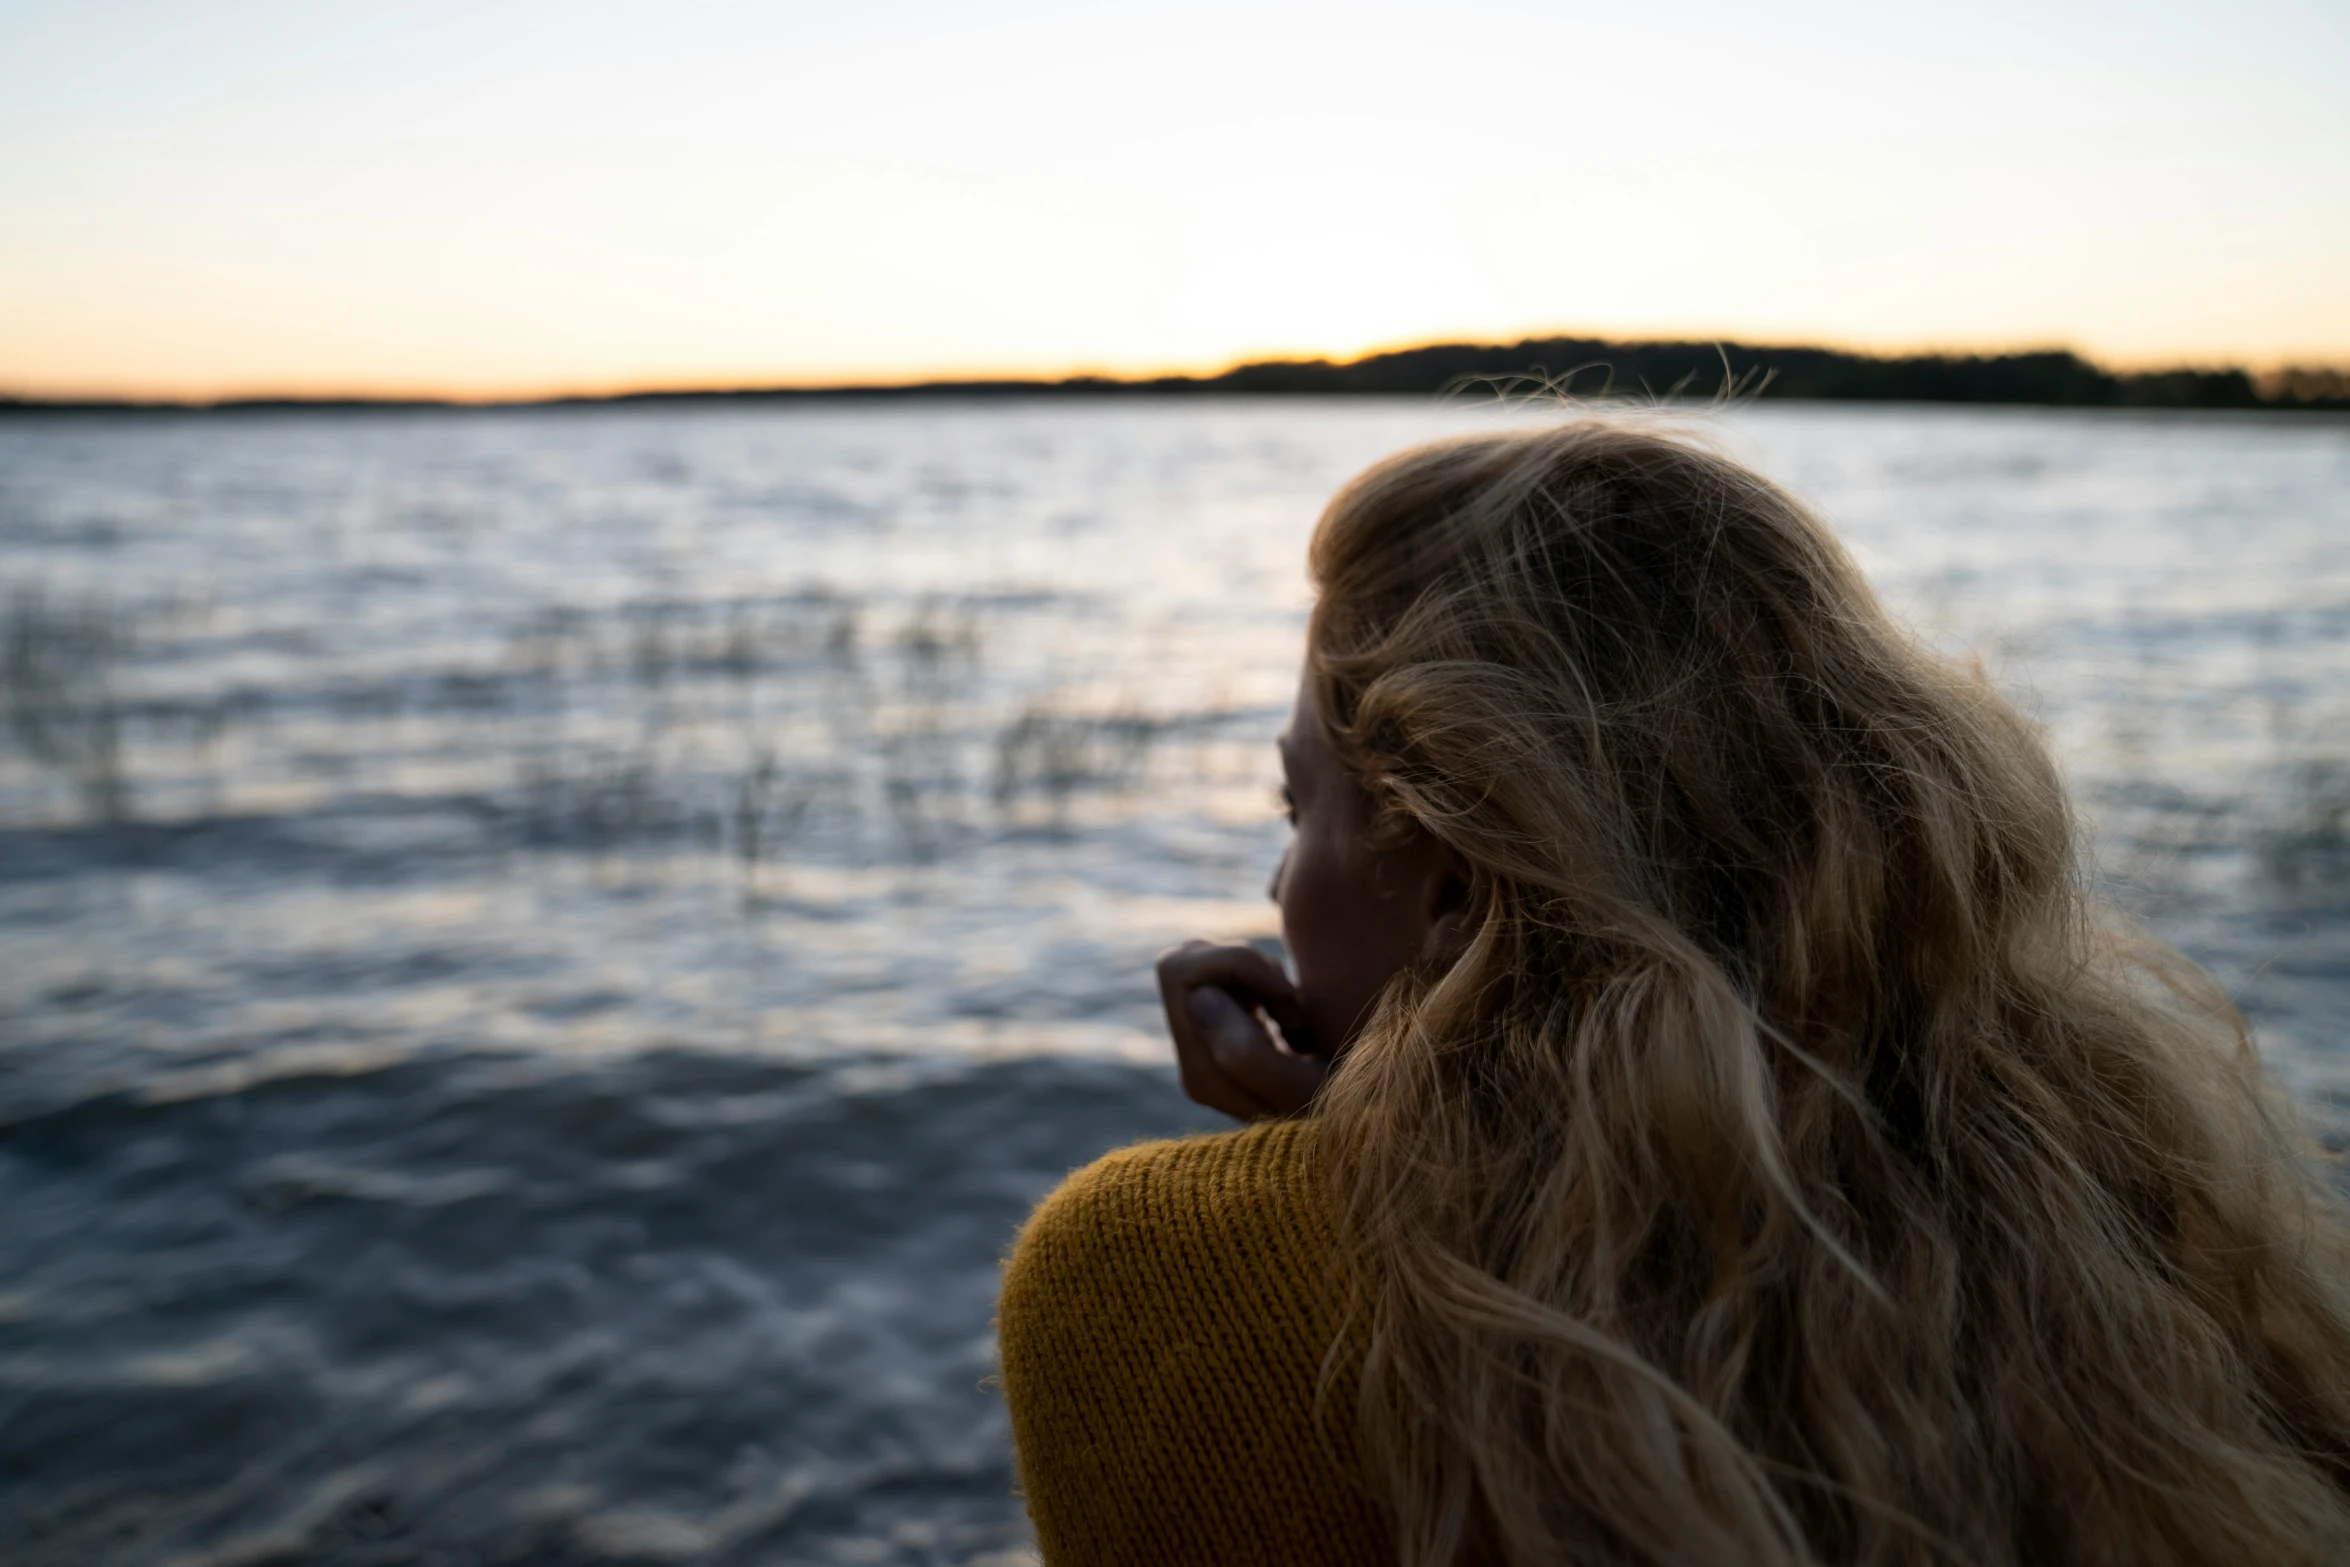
7 338 2347 414
1115 339 2349 411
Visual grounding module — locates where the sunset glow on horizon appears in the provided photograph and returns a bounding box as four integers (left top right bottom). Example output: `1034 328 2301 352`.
3 0 2345 401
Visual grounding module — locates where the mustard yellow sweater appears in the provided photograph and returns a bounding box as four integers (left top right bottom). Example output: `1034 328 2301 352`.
997 1119 1393 1565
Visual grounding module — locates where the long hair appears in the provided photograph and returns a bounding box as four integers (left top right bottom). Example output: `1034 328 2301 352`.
1306 418 2350 1566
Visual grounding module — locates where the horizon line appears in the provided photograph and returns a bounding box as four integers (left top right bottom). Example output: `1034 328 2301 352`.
5 333 2348 414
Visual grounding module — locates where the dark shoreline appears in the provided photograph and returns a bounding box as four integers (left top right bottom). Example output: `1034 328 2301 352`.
6 335 2347 415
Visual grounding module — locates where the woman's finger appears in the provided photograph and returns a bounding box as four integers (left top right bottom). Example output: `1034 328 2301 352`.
1187 986 1326 1115
1158 943 1301 1120
1167 997 1278 1120
1156 942 1320 1057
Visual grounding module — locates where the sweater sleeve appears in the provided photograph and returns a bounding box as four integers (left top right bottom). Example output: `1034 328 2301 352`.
995 1119 1391 1567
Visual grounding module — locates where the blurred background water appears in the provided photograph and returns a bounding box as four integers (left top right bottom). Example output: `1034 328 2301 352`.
3 398 2346 1565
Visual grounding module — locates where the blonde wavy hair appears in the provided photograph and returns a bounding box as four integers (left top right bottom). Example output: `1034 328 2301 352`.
1306 419 2350 1566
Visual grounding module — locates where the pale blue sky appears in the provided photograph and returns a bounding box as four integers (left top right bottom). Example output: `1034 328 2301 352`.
2 0 2344 397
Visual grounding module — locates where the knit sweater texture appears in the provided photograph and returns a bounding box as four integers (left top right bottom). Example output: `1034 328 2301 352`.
997 1118 1393 1565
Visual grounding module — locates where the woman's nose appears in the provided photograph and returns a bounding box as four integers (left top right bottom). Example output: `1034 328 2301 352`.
1266 849 1287 905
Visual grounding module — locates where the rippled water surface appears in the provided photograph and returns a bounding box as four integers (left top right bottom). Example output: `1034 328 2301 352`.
4 399 2347 1563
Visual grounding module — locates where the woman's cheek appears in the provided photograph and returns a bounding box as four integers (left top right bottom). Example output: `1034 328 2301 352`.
1275 842 1325 992
1279 837 1359 1052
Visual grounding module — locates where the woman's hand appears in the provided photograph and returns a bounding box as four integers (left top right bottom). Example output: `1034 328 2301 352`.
1155 941 1327 1121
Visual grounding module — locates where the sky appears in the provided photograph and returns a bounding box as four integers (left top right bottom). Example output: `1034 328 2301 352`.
1 0 2345 400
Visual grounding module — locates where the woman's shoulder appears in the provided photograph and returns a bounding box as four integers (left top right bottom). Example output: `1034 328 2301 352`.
1008 1116 1331 1288
998 1118 1385 1565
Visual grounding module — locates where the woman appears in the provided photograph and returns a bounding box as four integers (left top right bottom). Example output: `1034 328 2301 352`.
995 419 2350 1566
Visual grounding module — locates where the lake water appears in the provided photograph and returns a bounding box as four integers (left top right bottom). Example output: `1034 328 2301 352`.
4 398 2347 1564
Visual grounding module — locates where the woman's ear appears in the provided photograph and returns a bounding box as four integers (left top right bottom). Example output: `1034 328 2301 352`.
1417 850 1484 967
